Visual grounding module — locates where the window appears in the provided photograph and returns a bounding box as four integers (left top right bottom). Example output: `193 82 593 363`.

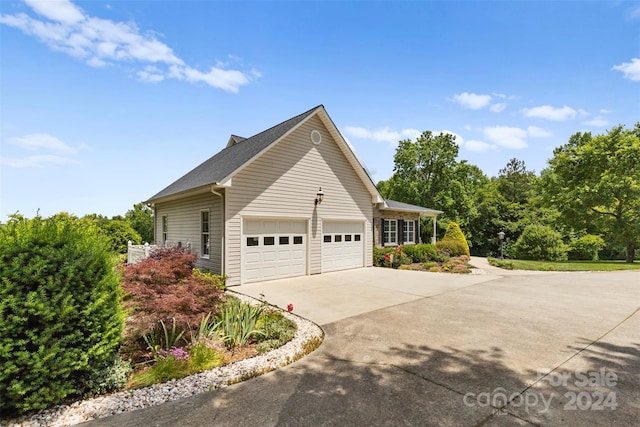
354 234 361 242
264 236 275 246
345 234 352 242
324 235 332 243
335 235 342 242
294 236 303 244
403 221 415 244
162 215 168 244
247 237 259 246
279 236 289 245
383 219 397 245
201 210 210 258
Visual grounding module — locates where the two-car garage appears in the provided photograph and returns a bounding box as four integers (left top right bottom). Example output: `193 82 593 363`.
242 218 365 284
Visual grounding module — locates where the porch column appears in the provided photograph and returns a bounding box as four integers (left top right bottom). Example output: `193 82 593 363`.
431 215 437 245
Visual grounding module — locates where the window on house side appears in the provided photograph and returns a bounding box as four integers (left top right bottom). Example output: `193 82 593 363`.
403 221 415 244
383 219 397 245
201 210 210 257
162 215 168 244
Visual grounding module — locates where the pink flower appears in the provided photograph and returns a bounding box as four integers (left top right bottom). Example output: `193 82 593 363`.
287 303 294 312
384 253 391 261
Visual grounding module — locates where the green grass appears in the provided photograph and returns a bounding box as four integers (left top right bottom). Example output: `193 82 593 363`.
488 257 640 271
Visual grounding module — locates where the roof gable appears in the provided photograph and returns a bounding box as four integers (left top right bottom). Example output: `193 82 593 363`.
148 105 384 204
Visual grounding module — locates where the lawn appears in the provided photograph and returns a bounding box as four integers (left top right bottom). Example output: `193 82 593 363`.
488 258 640 271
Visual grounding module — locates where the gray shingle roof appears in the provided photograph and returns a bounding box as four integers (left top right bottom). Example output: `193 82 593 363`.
148 105 323 201
383 199 443 215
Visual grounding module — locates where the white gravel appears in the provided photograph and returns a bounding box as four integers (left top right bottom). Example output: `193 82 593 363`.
4 292 324 427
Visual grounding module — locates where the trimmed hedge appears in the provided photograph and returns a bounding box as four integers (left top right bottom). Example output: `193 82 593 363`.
401 244 437 263
0 215 124 415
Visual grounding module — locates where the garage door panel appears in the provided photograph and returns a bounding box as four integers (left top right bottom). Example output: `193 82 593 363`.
322 221 364 273
242 219 307 284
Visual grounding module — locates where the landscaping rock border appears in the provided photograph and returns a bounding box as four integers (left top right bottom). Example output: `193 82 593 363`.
4 291 324 427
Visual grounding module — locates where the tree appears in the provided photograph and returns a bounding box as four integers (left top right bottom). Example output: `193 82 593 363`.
497 158 537 204
381 131 459 210
542 124 640 262
125 202 154 244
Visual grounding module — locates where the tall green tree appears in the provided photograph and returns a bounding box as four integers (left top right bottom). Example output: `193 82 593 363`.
125 202 154 244
497 158 537 204
542 124 640 262
381 131 459 210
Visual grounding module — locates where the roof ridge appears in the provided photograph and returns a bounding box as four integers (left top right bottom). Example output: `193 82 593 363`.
231 104 323 148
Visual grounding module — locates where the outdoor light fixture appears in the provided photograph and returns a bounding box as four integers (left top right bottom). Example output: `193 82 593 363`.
498 231 505 259
315 187 324 205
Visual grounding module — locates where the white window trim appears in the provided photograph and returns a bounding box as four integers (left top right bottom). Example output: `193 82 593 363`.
162 215 168 245
403 221 415 244
383 219 397 246
201 209 210 259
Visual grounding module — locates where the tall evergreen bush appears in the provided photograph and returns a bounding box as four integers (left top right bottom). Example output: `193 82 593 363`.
441 222 470 256
0 215 124 415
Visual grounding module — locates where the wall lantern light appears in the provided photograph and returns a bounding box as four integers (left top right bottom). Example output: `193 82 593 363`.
315 187 324 205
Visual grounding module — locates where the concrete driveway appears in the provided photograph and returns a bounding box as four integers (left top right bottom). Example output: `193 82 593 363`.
87 263 640 426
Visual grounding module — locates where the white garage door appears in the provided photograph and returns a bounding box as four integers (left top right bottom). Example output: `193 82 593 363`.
242 219 307 283
322 221 364 273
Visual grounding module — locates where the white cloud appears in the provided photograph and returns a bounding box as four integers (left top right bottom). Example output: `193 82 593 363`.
9 133 85 154
612 58 640 81
527 126 552 138
599 109 612 114
490 103 507 113
0 0 257 92
482 125 551 149
522 105 577 121
451 92 492 110
343 126 421 145
3 133 86 168
483 126 528 149
0 154 76 168
25 0 84 25
583 117 609 127
137 65 164 83
464 140 492 152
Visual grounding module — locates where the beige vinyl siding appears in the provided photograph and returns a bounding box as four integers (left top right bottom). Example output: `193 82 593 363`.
226 115 373 285
155 192 223 274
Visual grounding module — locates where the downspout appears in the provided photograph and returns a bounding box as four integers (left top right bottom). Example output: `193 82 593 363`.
210 188 224 275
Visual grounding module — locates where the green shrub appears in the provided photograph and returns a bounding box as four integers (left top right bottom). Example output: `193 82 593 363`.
488 257 514 269
0 215 124 415
569 235 606 261
373 247 411 268
402 244 437 263
255 310 296 353
436 239 468 257
513 224 568 261
441 222 470 256
193 268 227 290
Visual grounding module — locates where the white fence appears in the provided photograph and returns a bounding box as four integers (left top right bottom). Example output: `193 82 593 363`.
127 241 158 264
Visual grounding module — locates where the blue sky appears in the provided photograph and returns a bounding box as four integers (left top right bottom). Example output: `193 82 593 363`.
1 0 638 219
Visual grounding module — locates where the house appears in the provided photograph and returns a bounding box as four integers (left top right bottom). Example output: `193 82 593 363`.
147 105 442 286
